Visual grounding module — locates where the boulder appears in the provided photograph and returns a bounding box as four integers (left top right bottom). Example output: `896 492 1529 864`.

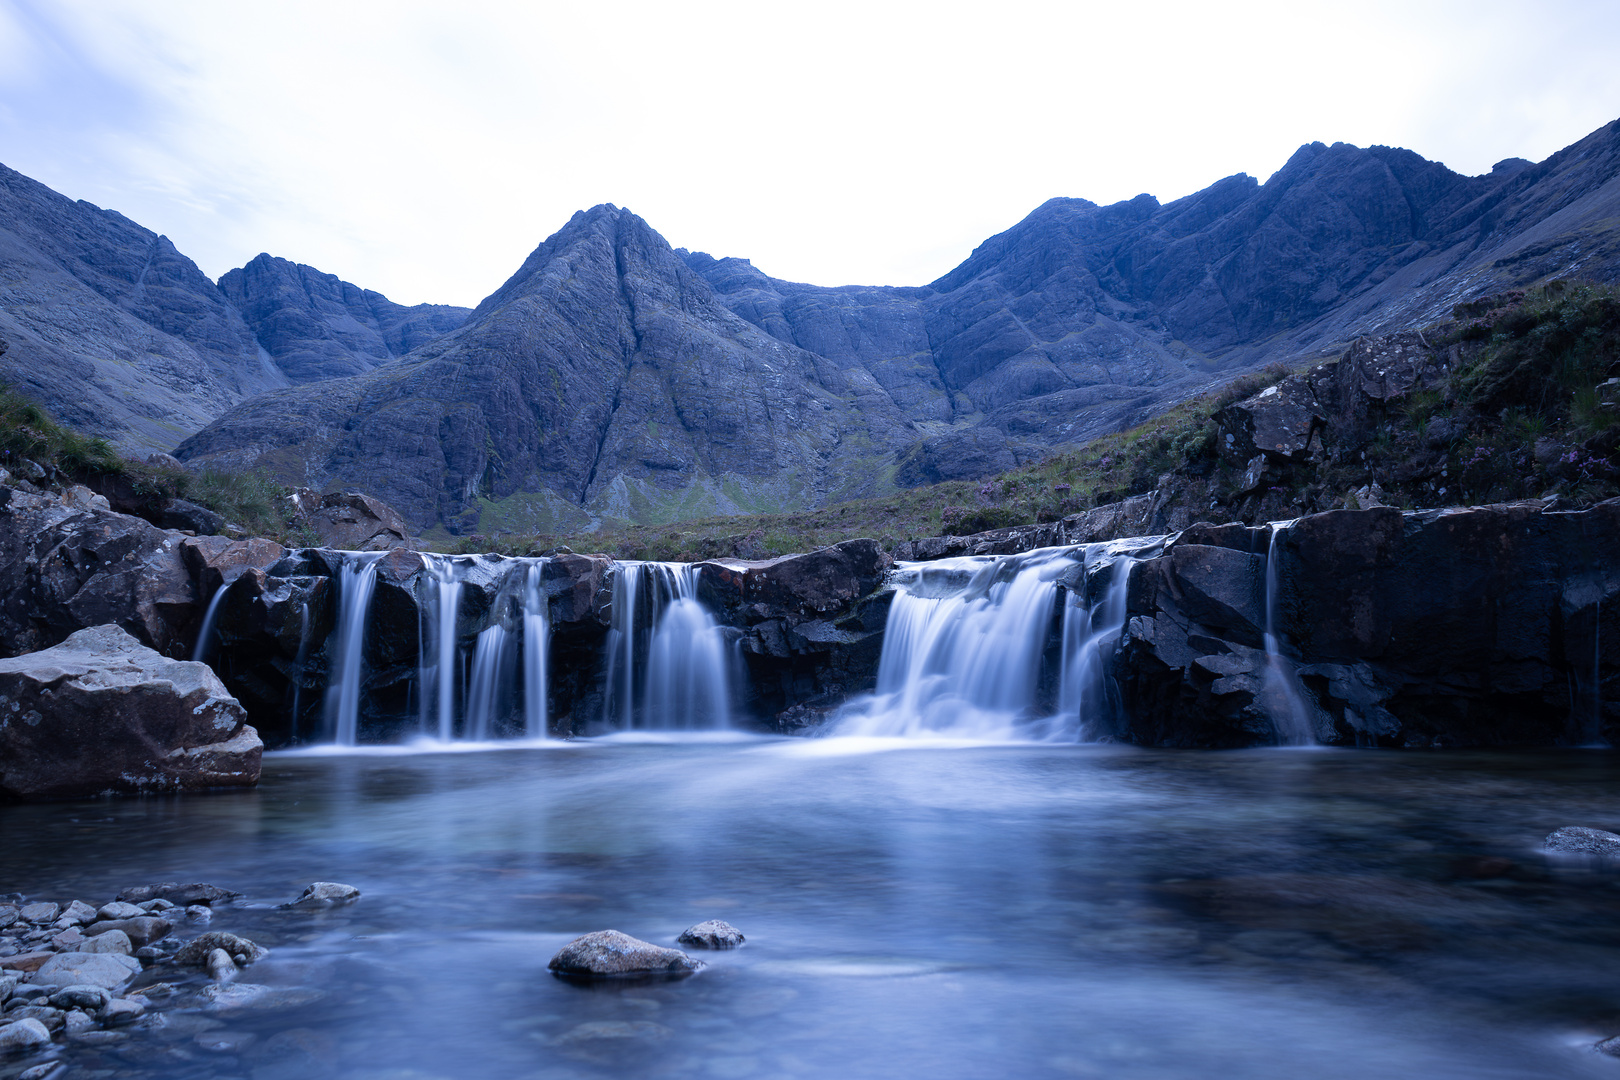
677 920 745 949
115 883 239 907
180 536 288 596
173 932 267 967
82 917 171 948
159 498 224 536
27 951 140 990
0 486 199 658
301 491 411 551
76 930 132 955
0 625 262 799
1544 826 1620 858
547 930 704 979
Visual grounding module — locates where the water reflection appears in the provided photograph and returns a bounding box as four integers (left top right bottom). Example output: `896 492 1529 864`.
5 745 1620 1079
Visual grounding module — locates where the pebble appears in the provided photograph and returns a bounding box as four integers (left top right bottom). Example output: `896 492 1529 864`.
678 919 746 949
0 1018 51 1049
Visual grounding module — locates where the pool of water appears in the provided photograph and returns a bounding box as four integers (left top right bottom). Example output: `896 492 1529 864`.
6 739 1620 1079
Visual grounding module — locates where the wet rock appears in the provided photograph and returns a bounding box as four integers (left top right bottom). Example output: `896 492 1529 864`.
174 932 267 968
1544 826 1620 858
0 625 262 799
117 883 240 907
551 1019 672 1060
48 985 109 1011
77 930 132 956
677 920 745 949
4 1006 62 1031
302 491 411 551
185 906 213 924
62 1008 94 1035
196 982 321 1012
1597 1035 1620 1057
27 951 140 990
96 902 142 921
180 536 288 597
100 997 145 1025
547 930 704 979
136 899 174 913
0 1017 50 1050
17 905 57 926
83 917 171 948
282 882 361 908
206 949 236 982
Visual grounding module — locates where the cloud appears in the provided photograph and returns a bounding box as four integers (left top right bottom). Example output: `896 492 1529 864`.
1 0 1617 306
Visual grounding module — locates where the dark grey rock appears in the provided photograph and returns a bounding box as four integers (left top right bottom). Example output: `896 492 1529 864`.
547 930 704 978
158 499 224 536
677 920 745 949
0 625 261 799
282 882 360 908
173 932 266 968
115 883 240 907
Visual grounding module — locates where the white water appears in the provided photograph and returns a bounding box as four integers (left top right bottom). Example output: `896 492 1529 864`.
323 552 385 746
1054 554 1135 741
1261 523 1315 745
418 555 551 741
191 585 229 664
604 562 734 730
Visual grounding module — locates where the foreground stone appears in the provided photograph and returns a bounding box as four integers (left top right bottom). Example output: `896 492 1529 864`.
1544 827 1620 858
28 951 140 990
677 920 745 949
547 930 704 978
0 625 262 799
0 1018 50 1050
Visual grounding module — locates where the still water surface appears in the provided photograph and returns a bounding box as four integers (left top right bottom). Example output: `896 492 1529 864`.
7 739 1620 1079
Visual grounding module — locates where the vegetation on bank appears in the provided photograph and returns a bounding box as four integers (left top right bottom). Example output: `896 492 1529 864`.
4 279 1616 560
0 385 297 539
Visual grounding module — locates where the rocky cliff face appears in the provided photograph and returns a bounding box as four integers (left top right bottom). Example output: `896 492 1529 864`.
218 255 469 382
178 206 915 532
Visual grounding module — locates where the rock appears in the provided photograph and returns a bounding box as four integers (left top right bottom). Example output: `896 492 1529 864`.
62 1009 94 1035
677 920 745 949
61 485 111 512
96 902 142 921
81 918 171 948
283 882 361 908
157 498 224 536
0 975 15 1001
76 930 131 956
205 949 236 982
184 906 213 924
1598 1035 1620 1057
0 1017 51 1050
58 902 96 927
3 1007 61 1032
174 932 267 968
116 883 240 907
178 536 287 597
547 930 705 979
137 899 174 912
133 948 160 961
48 928 82 951
302 492 412 551
17 905 57 925
27 951 140 990
48 985 109 1011
196 983 321 1012
1544 826 1620 858
100 997 144 1025
0 954 53 973
551 1019 672 1053
0 625 262 799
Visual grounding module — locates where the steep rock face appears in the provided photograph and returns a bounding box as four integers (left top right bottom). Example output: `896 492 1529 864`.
179 206 911 532
0 163 288 453
218 254 469 382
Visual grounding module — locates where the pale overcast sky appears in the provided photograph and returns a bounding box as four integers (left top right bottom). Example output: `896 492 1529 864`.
2 0 1617 307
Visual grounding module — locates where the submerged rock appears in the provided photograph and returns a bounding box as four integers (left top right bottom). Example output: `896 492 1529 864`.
547 930 704 979
677 920 745 949
1544 826 1620 858
0 625 262 799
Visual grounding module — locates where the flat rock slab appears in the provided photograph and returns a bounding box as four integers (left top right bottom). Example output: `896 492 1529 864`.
0 953 55 972
678 919 745 949
116 882 240 907
1544 826 1620 858
548 930 704 979
28 951 140 990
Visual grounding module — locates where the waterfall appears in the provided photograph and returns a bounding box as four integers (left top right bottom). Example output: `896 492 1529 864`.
419 555 465 741
417 555 552 742
1052 553 1135 741
604 562 734 730
323 552 385 746
837 548 1073 738
191 585 229 665
1261 523 1315 745
522 563 550 738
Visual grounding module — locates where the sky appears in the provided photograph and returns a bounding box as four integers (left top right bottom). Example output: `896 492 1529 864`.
1 1 1618 308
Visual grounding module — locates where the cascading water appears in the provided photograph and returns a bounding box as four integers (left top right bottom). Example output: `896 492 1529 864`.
417 555 551 742
604 562 734 730
323 552 385 746
837 548 1073 738
1261 523 1315 745
1052 553 1135 741
191 586 229 665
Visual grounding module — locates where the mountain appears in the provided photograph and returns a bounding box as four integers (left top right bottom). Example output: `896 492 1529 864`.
0 164 467 454
177 118 1620 533
218 255 468 382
